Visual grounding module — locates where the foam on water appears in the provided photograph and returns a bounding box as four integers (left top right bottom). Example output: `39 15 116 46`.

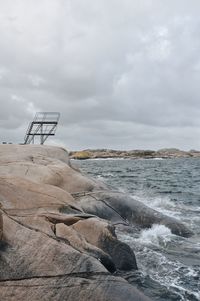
96 175 106 181
138 224 172 247
117 215 200 300
118 230 200 301
133 193 172 207
133 194 181 219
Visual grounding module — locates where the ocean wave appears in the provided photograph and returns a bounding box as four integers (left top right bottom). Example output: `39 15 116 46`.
138 224 172 247
96 175 106 181
132 194 181 219
117 226 200 300
136 246 200 301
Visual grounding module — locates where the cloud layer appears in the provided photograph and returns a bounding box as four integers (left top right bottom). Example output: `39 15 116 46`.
0 0 200 150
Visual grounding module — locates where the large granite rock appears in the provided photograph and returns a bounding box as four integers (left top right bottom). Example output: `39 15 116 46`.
0 144 192 300
0 145 151 301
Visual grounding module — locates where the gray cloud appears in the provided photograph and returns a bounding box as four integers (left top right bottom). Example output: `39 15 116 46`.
0 0 200 149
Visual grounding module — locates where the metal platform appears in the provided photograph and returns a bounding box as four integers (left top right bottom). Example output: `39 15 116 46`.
24 112 60 145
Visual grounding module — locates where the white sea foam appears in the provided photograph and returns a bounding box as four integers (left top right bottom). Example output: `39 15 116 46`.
185 267 199 277
134 194 174 209
133 194 181 219
187 206 200 212
116 186 127 193
104 172 115 177
170 283 200 301
136 246 200 300
138 224 172 246
147 197 176 209
96 175 106 181
118 227 200 300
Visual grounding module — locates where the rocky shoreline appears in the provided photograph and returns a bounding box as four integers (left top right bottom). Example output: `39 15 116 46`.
0 145 193 300
70 148 200 160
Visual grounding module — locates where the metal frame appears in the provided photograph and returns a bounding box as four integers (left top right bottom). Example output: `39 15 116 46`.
24 112 60 145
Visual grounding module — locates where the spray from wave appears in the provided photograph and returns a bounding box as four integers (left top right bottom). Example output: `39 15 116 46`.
138 224 172 246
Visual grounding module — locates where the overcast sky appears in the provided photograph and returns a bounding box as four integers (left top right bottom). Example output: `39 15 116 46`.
1 0 200 150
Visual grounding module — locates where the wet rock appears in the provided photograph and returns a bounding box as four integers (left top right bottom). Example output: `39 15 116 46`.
77 191 193 237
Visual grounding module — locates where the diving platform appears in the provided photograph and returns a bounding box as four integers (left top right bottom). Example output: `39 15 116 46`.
24 112 60 145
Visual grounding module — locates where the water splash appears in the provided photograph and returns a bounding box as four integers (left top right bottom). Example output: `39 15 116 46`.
138 224 172 247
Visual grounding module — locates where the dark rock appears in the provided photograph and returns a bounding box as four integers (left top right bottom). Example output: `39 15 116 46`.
77 191 193 238
100 236 138 270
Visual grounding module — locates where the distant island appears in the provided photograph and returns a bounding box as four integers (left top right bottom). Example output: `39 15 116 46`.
70 148 200 160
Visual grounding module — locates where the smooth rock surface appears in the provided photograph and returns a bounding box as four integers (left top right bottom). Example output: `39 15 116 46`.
0 145 151 301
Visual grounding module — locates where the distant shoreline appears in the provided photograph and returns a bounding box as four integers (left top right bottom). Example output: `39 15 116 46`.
69 148 200 160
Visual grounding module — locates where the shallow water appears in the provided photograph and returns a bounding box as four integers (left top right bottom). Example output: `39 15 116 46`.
76 158 200 301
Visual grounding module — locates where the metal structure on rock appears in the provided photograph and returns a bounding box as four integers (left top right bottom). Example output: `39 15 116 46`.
24 112 60 145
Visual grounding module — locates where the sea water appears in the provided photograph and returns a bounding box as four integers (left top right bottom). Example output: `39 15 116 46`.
76 158 200 301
